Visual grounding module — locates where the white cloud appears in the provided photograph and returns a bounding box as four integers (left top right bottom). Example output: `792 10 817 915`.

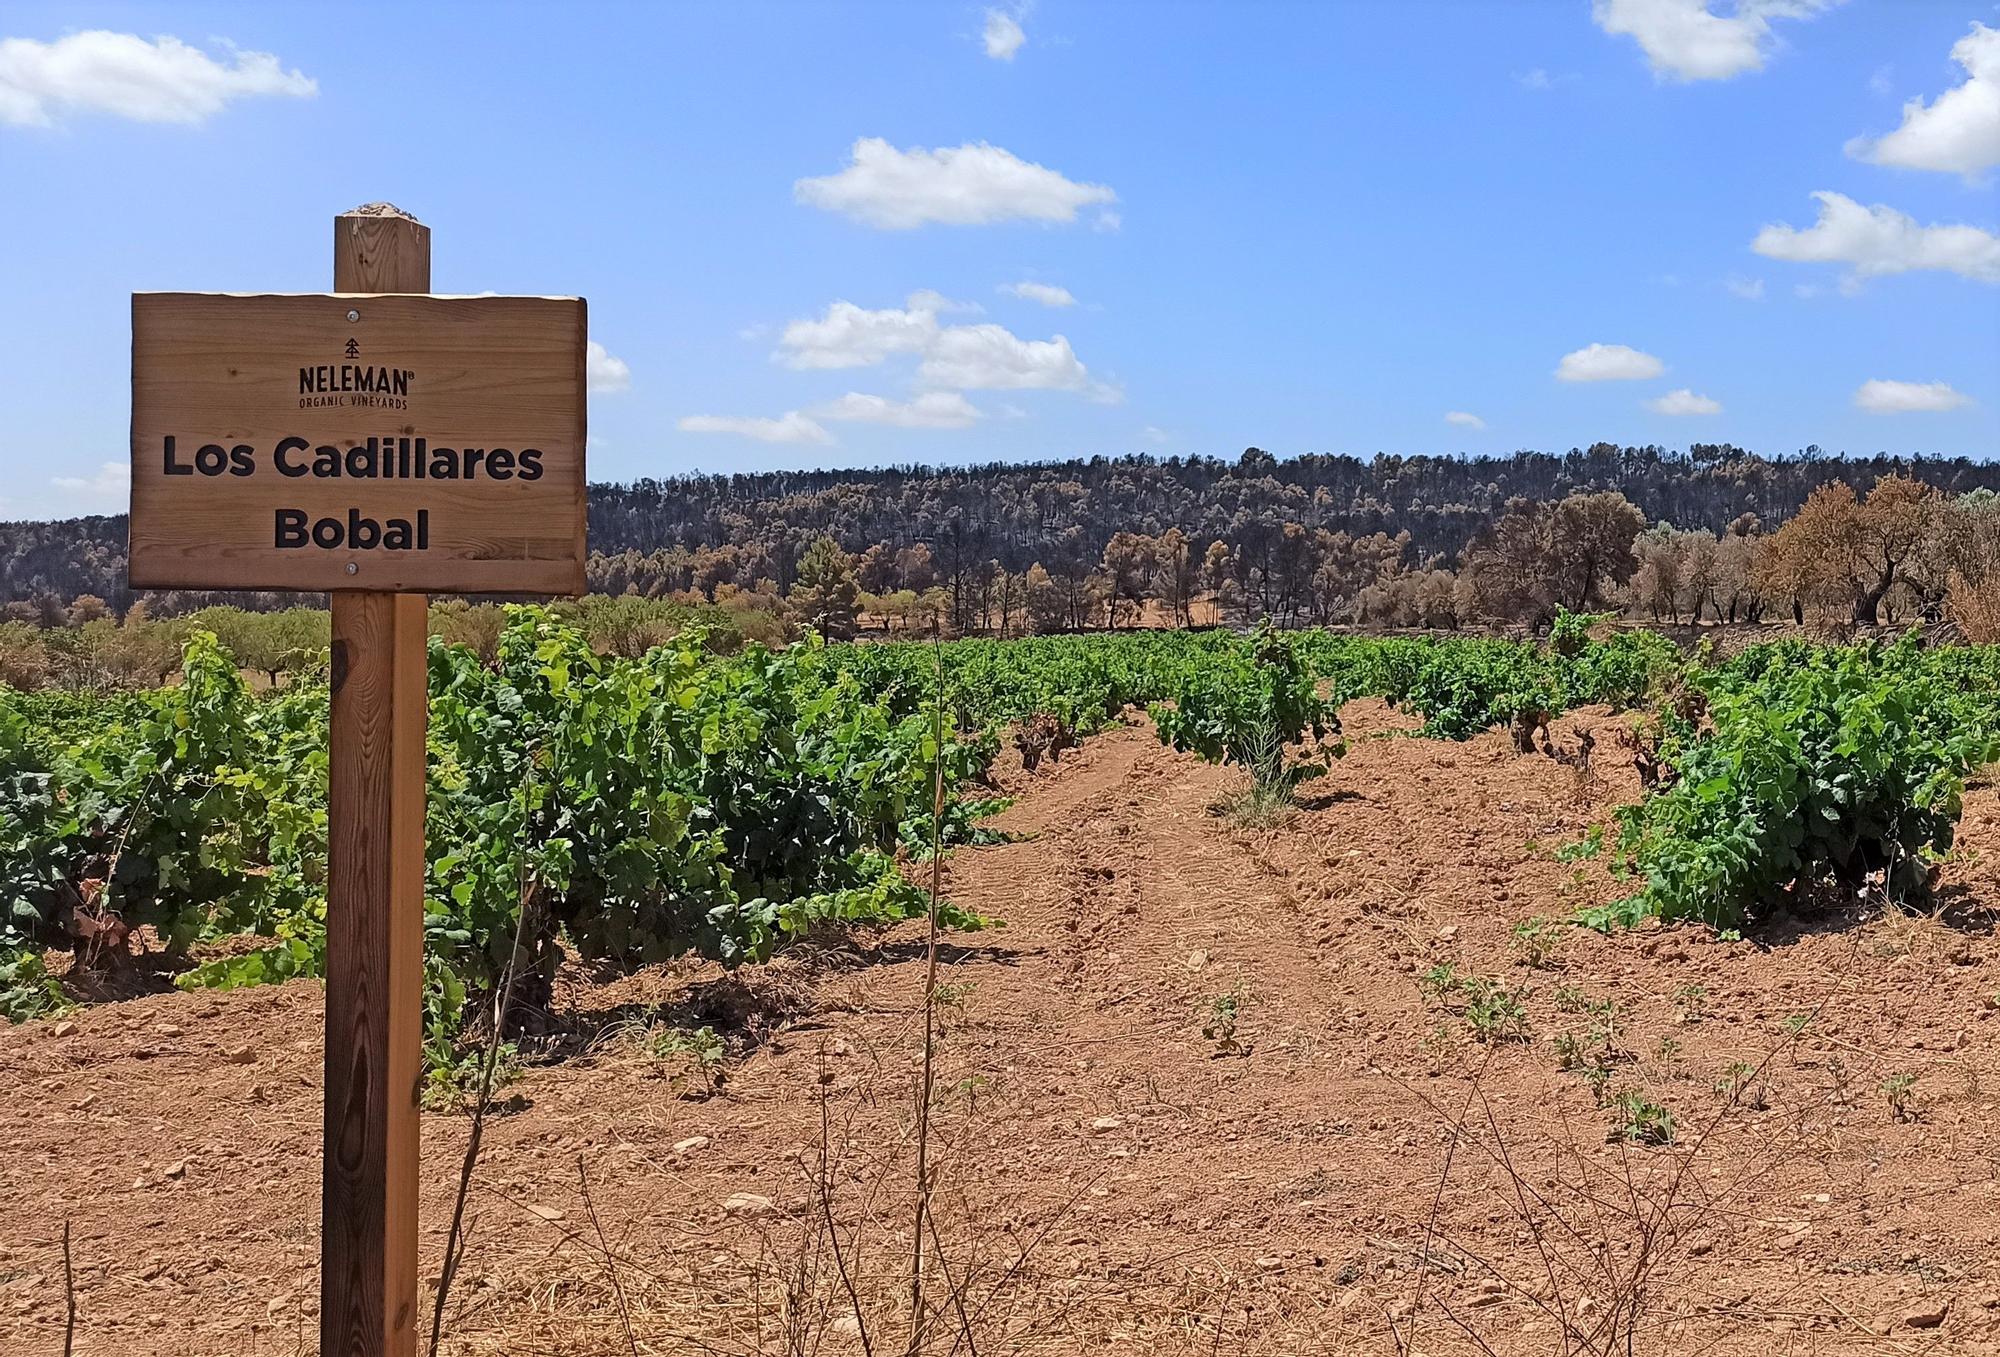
1847 23 2000 179
1093 208 1122 233
1751 191 2000 285
919 323 1093 392
1555 343 1665 382
51 460 130 503
1444 411 1487 430
586 341 631 393
0 31 314 127
812 391 982 429
1854 379 1972 414
983 8 1026 61
1794 282 1823 299
678 412 833 444
1724 275 1765 300
1646 388 1722 415
794 137 1116 229
1002 280 1076 307
1591 0 1840 83
776 291 1105 396
1517 68 1554 90
1869 65 1894 98
1141 425 1171 445
777 293 945 370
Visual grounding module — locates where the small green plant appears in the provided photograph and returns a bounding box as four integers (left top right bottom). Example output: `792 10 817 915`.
1712 1056 1760 1112
1582 1061 1614 1106
1202 984 1251 1056
1608 1090 1675 1146
1552 983 1588 1014
423 1040 521 1113
1553 997 1623 1102
1556 824 1606 863
646 1023 727 1093
1419 968 1531 1044
1509 916 1567 969
1459 976 1533 1044
1418 962 1462 1003
1655 1034 1683 1064
933 979 978 1011
1882 1071 1918 1122
1585 998 1622 1046
1672 984 1708 1025
1782 1012 1814 1037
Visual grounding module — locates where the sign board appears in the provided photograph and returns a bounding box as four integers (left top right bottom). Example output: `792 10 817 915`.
130 292 587 594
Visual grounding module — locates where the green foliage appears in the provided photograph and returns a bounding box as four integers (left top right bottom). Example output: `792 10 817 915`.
0 611 997 1047
1202 984 1250 1055
1590 635 2000 931
1152 626 1341 796
1300 612 1674 742
1509 916 1567 969
1420 967 1532 1044
1607 1091 1675 1146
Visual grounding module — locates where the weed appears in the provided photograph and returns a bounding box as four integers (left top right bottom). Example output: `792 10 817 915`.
424 1041 521 1113
1882 1071 1918 1122
1556 823 1606 863
1582 1061 1614 1106
1202 984 1251 1056
1419 967 1531 1044
1672 983 1708 1025
1552 982 1588 1014
932 979 977 1012
1509 916 1566 969
1553 997 1623 1102
1608 1090 1675 1146
1459 977 1533 1044
646 1023 727 1094
1418 962 1462 1003
1218 779 1298 828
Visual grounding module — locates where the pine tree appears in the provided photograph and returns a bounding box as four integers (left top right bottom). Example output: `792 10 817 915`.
790 535 861 640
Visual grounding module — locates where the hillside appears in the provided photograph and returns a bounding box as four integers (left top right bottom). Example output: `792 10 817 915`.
5 444 1992 612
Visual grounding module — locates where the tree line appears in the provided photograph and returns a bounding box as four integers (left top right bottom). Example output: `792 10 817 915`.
5 446 2000 667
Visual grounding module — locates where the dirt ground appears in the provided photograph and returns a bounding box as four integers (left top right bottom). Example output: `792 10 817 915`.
7 701 2000 1355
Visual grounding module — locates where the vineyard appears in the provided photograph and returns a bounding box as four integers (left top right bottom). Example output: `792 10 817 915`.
9 614 2000 1352
8 613 1996 1036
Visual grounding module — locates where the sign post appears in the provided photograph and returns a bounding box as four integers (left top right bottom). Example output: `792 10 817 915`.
323 205 430 1357
127 203 586 1357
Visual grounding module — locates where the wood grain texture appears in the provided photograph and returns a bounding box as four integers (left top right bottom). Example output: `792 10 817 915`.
323 205 428 1357
323 592 427 1357
334 208 431 294
128 288 586 595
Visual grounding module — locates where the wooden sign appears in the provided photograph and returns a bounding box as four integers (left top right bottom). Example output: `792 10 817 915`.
123 204 588 1357
130 291 587 594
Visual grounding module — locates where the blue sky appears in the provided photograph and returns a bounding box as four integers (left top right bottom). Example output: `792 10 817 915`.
2 0 1996 521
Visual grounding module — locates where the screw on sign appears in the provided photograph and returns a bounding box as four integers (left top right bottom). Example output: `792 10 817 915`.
126 203 587 1357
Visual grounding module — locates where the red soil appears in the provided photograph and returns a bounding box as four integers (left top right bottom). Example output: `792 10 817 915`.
5 702 2000 1354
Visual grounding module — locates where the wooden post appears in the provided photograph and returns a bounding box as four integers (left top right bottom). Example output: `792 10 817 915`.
324 204 430 1357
